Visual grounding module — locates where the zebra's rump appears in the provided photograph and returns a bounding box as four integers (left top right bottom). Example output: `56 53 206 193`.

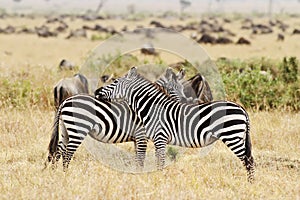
60 94 141 143
160 101 248 148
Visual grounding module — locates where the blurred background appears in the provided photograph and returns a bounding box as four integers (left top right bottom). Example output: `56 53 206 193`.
2 0 300 15
0 1 300 199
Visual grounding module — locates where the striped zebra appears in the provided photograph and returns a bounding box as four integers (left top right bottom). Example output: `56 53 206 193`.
96 67 255 182
46 68 187 170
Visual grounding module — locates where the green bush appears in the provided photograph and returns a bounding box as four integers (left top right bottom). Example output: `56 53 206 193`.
0 78 52 109
0 57 298 111
218 57 299 111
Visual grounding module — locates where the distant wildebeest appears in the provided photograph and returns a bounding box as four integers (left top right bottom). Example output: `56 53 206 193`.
181 73 213 103
197 33 216 44
59 59 76 71
216 36 233 44
168 61 213 103
0 25 15 34
141 42 158 56
17 27 35 34
252 24 273 34
149 20 165 28
55 21 69 33
65 28 87 39
35 25 57 37
277 33 284 41
53 74 89 110
292 29 300 34
236 37 251 45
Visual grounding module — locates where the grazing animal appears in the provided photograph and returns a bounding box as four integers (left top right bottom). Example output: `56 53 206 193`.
141 42 158 56
1 25 15 34
277 33 284 41
181 73 213 103
58 59 76 71
53 74 89 110
65 28 87 39
168 61 213 103
47 69 188 170
149 20 165 28
197 34 216 44
236 37 251 45
216 36 233 44
35 25 57 37
292 29 300 35
96 67 255 183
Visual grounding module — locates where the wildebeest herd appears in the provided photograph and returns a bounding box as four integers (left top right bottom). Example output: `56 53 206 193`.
46 56 255 183
1 13 299 43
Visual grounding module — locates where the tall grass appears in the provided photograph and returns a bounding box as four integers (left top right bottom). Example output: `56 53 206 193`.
0 64 76 110
1 57 299 111
0 108 299 199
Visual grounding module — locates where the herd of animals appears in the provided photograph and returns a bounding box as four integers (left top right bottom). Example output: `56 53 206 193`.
46 59 255 183
1 13 299 42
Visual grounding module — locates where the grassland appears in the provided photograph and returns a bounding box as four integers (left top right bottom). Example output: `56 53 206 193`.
0 14 300 199
0 108 299 199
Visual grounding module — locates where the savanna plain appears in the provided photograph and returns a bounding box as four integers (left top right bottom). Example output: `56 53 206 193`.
0 13 299 199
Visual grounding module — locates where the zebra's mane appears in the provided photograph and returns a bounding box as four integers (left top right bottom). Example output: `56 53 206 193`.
134 73 175 101
154 84 171 96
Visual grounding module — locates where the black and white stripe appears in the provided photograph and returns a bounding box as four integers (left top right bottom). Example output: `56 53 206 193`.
96 67 255 182
47 68 189 170
47 95 147 170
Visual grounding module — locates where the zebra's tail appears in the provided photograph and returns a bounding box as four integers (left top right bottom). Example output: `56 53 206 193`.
45 102 63 168
244 113 255 183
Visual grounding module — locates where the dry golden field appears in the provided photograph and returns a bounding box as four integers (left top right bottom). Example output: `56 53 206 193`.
0 15 300 199
1 108 299 199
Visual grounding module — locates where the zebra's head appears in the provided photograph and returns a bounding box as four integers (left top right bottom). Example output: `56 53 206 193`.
95 67 139 101
156 68 187 102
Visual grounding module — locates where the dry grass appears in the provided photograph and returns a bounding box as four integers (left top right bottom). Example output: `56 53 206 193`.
0 15 300 199
0 108 299 199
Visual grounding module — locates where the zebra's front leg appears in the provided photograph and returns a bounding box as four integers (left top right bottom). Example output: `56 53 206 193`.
134 130 148 168
155 147 166 170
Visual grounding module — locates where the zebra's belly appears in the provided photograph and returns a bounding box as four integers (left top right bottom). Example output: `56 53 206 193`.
88 123 135 143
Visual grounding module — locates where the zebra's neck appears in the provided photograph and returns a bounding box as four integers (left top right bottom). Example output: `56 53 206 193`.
125 76 179 117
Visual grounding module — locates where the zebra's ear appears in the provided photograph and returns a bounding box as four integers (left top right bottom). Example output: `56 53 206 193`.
165 67 176 81
177 69 186 80
165 67 173 79
127 67 138 79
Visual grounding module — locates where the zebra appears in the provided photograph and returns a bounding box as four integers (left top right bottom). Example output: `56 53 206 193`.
168 61 213 103
154 68 186 102
46 68 188 170
95 67 255 183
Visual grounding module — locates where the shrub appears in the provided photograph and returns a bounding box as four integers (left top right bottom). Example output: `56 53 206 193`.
218 57 299 111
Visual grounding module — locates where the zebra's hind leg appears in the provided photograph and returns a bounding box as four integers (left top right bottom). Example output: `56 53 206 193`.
62 150 69 171
244 155 255 183
153 133 168 170
62 150 75 171
52 141 66 169
244 129 255 183
221 133 255 183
